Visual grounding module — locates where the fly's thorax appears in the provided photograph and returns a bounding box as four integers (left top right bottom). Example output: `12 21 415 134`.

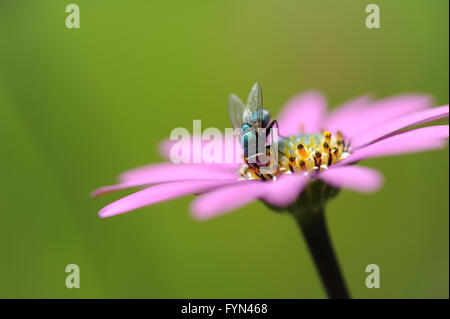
242 108 262 125
241 125 272 159
261 109 271 128
242 109 271 128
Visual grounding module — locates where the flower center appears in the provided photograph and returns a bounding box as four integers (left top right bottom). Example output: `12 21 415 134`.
239 131 351 180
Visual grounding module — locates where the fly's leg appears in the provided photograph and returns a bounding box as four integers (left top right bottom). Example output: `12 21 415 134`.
266 120 278 133
263 120 280 166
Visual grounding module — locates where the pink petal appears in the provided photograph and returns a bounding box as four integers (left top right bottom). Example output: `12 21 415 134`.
158 135 243 165
263 174 309 207
190 174 308 220
190 181 267 220
92 163 240 197
326 94 433 140
319 166 383 193
277 91 327 136
119 161 238 183
339 125 449 165
351 105 449 148
325 95 373 132
98 180 239 218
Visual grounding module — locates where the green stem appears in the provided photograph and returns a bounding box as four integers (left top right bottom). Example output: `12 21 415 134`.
292 207 350 299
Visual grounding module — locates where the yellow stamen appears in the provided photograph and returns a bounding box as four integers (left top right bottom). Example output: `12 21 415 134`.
314 150 322 167
332 147 340 157
299 159 306 169
297 143 308 159
323 131 332 144
337 130 344 146
323 142 332 166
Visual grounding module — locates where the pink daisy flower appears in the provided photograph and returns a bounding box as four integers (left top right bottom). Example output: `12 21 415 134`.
93 84 448 299
93 88 449 220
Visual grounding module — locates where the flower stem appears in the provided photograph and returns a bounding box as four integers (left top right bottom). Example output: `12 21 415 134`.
291 207 350 299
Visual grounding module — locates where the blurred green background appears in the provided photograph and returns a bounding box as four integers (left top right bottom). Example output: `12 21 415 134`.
0 0 448 298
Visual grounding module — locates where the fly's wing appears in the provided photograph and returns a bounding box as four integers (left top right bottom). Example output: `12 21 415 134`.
245 82 263 128
228 93 246 130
